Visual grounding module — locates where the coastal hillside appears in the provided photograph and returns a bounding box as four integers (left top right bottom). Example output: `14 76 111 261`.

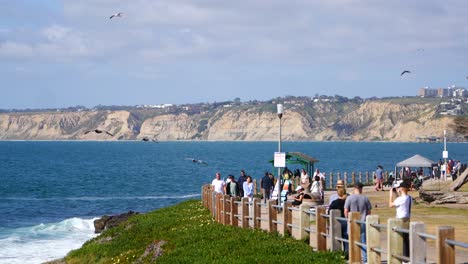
0 99 462 141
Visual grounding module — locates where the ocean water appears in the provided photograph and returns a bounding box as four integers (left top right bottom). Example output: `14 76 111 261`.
0 141 466 263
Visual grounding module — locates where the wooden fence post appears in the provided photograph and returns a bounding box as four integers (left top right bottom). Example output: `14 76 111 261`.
268 199 277 233
387 218 404 264
217 193 223 223
287 202 293 235
344 172 348 187
230 197 238 226
329 209 342 251
211 191 216 217
410 222 426 264
241 197 249 229
358 172 362 184
351 172 356 185
337 172 341 182
298 203 311 240
366 172 370 185
329 172 334 189
253 179 258 195
253 198 260 229
223 195 230 225
436 226 455 264
348 212 361 264
281 201 292 236
316 206 327 251
366 215 381 264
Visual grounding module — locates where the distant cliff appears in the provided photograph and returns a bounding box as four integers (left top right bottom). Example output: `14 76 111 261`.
0 100 461 141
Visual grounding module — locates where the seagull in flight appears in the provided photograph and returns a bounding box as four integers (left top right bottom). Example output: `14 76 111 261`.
84 129 114 136
400 70 411 76
109 12 124 19
416 48 424 52
185 158 208 165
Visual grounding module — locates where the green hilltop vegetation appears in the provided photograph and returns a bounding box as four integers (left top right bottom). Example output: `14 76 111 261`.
61 200 344 264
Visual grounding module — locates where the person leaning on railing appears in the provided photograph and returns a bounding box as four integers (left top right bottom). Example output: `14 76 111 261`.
328 187 348 256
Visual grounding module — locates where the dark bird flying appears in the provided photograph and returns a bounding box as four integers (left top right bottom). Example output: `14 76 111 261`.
400 70 411 76
84 129 114 136
185 158 208 165
109 12 124 19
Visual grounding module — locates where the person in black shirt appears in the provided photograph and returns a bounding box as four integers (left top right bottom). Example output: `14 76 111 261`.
260 172 274 203
237 170 247 197
329 188 348 255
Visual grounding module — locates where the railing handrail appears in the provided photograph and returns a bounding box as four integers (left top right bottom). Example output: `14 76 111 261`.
201 184 468 264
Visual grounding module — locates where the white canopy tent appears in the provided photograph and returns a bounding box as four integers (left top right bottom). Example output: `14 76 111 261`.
394 154 436 181
396 154 435 168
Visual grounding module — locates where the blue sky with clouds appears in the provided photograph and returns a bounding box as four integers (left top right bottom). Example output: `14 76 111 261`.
1 0 467 109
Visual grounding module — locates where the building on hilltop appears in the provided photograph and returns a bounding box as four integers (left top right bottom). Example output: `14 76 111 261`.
419 85 466 98
418 87 438 97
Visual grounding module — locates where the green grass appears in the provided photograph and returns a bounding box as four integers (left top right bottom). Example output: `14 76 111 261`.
65 200 344 264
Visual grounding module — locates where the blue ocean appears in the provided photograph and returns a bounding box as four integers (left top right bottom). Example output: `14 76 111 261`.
0 141 466 263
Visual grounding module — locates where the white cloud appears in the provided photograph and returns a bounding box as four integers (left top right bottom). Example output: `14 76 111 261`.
0 41 33 57
2 0 468 64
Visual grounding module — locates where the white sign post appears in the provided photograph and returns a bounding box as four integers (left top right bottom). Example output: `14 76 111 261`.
442 151 448 159
274 152 286 168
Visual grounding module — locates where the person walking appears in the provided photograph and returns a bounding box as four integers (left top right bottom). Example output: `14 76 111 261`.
375 165 384 191
344 182 372 264
260 172 274 203
238 170 248 197
389 181 412 259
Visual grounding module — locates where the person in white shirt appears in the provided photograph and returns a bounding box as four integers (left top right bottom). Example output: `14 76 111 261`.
212 172 225 194
243 176 254 201
389 181 412 259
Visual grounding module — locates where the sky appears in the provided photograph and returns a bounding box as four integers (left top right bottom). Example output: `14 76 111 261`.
1 0 468 109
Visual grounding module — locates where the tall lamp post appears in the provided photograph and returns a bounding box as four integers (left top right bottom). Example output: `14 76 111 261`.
277 104 283 205
443 129 448 181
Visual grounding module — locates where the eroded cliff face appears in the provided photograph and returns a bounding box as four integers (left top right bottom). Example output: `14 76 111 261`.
0 111 137 140
0 101 458 141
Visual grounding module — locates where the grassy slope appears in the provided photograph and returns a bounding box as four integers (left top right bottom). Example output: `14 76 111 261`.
66 200 344 264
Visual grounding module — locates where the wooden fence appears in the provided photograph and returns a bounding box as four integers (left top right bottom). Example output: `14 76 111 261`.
201 184 468 264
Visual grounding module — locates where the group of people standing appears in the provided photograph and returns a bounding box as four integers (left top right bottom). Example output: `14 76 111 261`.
210 170 260 201
327 179 412 263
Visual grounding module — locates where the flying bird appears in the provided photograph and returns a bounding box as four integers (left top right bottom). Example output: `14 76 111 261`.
416 48 424 52
185 158 208 165
400 70 411 76
109 12 124 19
84 129 114 136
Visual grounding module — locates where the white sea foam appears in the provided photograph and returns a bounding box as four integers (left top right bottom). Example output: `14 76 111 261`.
0 218 98 264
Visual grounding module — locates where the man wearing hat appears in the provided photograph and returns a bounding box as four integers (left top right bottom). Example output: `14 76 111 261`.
389 180 412 259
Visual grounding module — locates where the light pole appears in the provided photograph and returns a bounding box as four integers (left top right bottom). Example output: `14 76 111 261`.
443 129 448 181
277 104 283 205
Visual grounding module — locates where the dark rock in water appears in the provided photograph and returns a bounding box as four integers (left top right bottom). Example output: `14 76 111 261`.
94 211 139 233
